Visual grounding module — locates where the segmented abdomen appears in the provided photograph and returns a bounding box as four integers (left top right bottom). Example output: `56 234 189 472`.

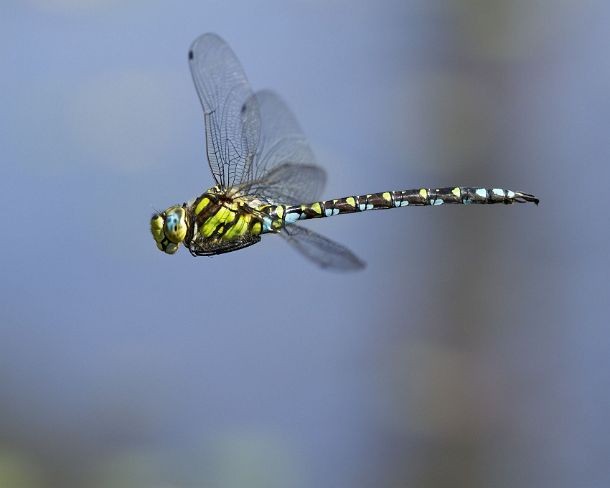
283 187 539 223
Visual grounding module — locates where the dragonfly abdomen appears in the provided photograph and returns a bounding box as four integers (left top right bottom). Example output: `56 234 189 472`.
283 186 539 223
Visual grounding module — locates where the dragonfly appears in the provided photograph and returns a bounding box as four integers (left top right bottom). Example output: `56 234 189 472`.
151 33 539 271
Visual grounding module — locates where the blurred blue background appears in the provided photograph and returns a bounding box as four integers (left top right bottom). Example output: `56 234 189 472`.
2 1 609 487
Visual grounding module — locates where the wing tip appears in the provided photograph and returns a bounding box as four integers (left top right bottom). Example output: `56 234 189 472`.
188 32 225 60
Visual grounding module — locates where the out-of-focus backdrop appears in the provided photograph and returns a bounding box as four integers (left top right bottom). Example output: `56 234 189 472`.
2 1 609 487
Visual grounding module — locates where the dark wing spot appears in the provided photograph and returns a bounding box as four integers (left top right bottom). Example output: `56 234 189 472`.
240 103 247 115
188 50 194 60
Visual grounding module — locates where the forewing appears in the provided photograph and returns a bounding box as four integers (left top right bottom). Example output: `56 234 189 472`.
189 33 260 189
279 224 365 271
236 90 326 204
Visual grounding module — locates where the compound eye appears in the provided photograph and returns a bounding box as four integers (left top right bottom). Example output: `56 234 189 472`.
163 208 187 244
165 213 180 233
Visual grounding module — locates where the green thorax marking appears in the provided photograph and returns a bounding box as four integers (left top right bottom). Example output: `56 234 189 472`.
186 188 296 243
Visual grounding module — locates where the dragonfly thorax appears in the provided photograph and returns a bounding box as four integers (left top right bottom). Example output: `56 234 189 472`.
150 205 188 254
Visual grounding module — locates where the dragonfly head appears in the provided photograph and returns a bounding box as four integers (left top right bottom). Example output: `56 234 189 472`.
150 205 188 254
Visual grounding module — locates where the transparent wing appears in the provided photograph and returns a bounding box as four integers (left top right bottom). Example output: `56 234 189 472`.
189 33 260 189
235 90 326 204
279 224 365 271
237 162 326 205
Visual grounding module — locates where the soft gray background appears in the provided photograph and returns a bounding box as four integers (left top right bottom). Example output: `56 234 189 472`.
1 1 609 487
